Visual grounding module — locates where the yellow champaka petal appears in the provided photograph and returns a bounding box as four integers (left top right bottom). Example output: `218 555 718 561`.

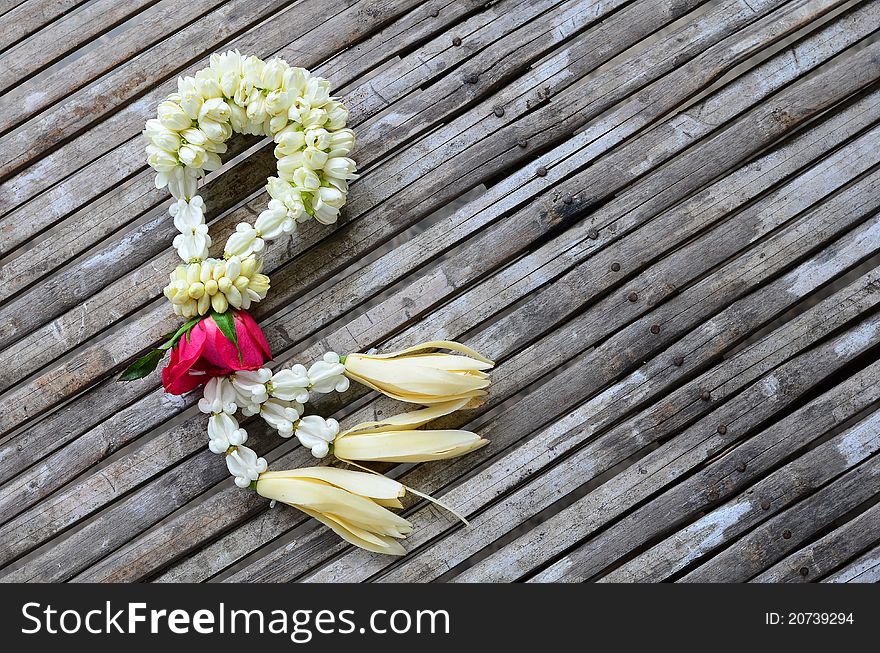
335 430 488 463
340 398 471 436
343 368 489 405
346 357 491 394
388 354 494 372
258 466 404 500
298 507 407 556
367 340 494 365
259 479 411 537
374 497 405 509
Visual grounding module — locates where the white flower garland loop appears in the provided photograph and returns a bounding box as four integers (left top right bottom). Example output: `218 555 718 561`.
145 50 357 319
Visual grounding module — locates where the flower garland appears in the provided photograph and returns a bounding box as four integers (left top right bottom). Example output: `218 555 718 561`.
121 51 493 556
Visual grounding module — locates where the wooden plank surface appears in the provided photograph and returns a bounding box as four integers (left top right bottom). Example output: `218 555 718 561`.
0 0 877 583
824 543 880 583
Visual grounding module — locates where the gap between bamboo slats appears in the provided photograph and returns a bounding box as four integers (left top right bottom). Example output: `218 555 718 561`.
823 542 880 582
0 0 91 53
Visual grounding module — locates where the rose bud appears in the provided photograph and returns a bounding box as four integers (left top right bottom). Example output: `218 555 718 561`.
161 310 271 395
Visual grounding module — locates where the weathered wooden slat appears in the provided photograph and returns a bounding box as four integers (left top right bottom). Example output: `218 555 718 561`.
2 9 865 544
577 371 880 583
677 418 880 583
0 0 24 19
0 0 90 53
341 0 623 147
0 0 161 95
0 0 228 120
823 542 880 583
0 20 868 580
0 0 860 446
318 0 480 85
350 0 796 213
305 219 880 583
451 264 880 582
752 500 880 582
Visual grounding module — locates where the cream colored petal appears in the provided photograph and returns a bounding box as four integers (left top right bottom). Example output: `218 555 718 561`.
298 507 407 556
335 430 488 463
258 467 404 500
389 354 494 372
339 398 471 436
259 478 411 536
343 368 487 404
362 340 494 365
317 511 397 547
374 497 405 509
346 357 491 395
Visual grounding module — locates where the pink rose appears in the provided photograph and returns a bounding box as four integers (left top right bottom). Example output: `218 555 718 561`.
161 310 271 395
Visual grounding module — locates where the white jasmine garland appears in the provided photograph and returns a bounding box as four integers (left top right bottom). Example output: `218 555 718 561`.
307 351 349 393
162 255 269 317
132 51 494 556
259 398 304 437
198 376 238 415
146 51 358 318
267 365 310 403
231 368 271 405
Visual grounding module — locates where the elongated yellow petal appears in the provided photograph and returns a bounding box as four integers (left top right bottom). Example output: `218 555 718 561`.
364 340 494 365
335 429 488 463
345 368 489 404
345 357 490 396
374 497 405 509
298 507 407 556
258 466 404 500
385 354 493 372
340 398 471 436
343 341 494 405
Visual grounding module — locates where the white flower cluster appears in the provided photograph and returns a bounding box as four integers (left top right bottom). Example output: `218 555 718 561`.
144 49 358 218
199 353 350 482
170 196 210 261
146 52 357 315
163 255 270 317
